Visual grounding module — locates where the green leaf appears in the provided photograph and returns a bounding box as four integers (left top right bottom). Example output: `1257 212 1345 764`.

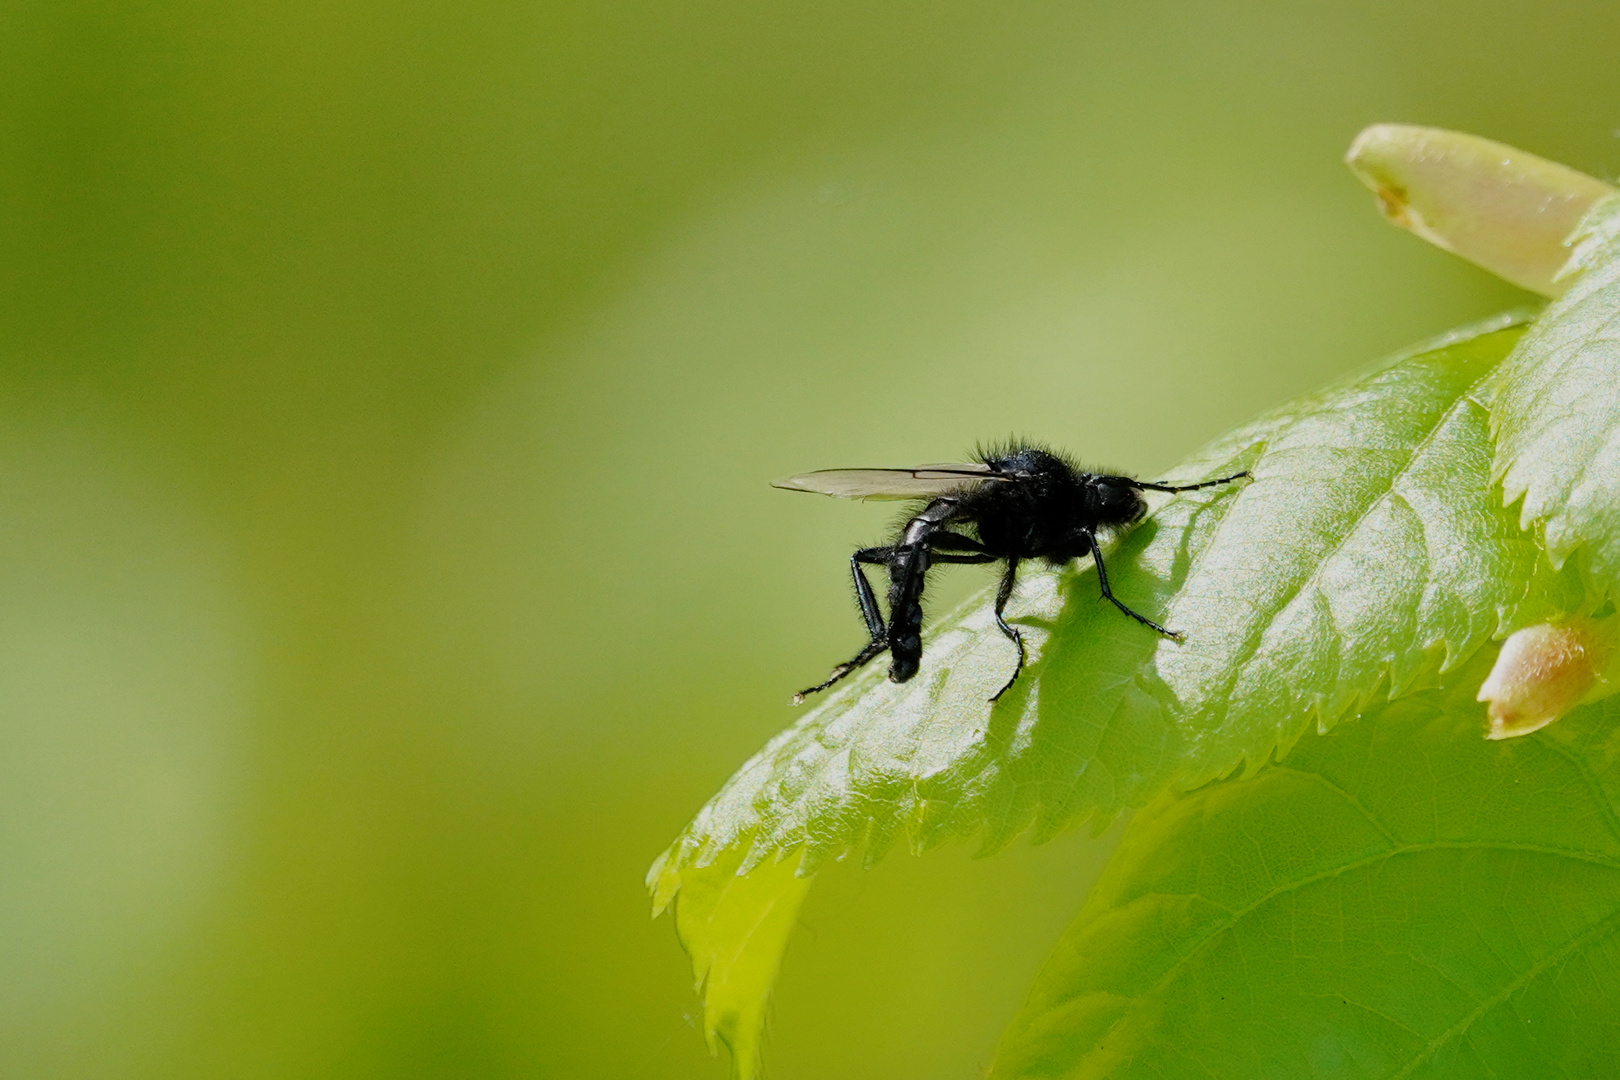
651 315 1584 1074
992 654 1620 1079
1494 195 1620 592
657 314 1574 868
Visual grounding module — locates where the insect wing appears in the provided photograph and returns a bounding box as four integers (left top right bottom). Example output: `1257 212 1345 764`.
772 463 1004 500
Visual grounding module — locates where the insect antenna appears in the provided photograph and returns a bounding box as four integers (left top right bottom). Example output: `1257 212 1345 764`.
1128 470 1251 493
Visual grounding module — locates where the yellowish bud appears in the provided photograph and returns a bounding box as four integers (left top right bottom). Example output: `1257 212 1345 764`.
1345 124 1618 297
1477 617 1620 740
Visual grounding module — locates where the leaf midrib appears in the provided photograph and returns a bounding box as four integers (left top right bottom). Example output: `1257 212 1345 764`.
1201 366 1497 723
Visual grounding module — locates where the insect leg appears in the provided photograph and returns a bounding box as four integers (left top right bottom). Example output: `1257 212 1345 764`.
927 530 991 554
792 547 893 704
1085 530 1182 640
850 546 892 639
929 552 995 565
989 556 1025 702
883 544 930 684
1131 470 1251 493
793 639 889 704
927 530 995 565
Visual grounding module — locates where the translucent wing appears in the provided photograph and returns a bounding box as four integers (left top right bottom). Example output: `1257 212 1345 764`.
771 463 1008 500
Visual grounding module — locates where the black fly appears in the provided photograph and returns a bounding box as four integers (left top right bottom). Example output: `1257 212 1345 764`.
775 443 1249 704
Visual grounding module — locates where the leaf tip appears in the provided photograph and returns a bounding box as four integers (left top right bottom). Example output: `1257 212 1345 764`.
647 848 680 916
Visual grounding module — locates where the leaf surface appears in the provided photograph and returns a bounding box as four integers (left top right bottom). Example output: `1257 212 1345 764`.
1494 195 1620 591
992 658 1620 1079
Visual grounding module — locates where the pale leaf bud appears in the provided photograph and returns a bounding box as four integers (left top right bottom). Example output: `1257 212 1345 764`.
1345 124 1618 297
1477 617 1620 740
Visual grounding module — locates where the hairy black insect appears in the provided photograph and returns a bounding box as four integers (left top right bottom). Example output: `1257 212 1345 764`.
775 443 1249 704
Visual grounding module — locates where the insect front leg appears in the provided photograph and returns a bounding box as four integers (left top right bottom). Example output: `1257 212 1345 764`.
989 556 1025 702
1085 530 1181 640
792 546 894 704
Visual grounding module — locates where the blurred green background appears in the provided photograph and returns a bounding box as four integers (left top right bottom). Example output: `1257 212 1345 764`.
2 1 1618 1077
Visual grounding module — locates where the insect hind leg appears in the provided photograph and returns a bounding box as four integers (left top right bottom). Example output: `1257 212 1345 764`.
849 546 891 638
792 638 889 705
793 547 893 705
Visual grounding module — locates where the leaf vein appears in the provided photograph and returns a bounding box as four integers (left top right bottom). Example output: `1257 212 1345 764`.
1387 907 1620 1079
